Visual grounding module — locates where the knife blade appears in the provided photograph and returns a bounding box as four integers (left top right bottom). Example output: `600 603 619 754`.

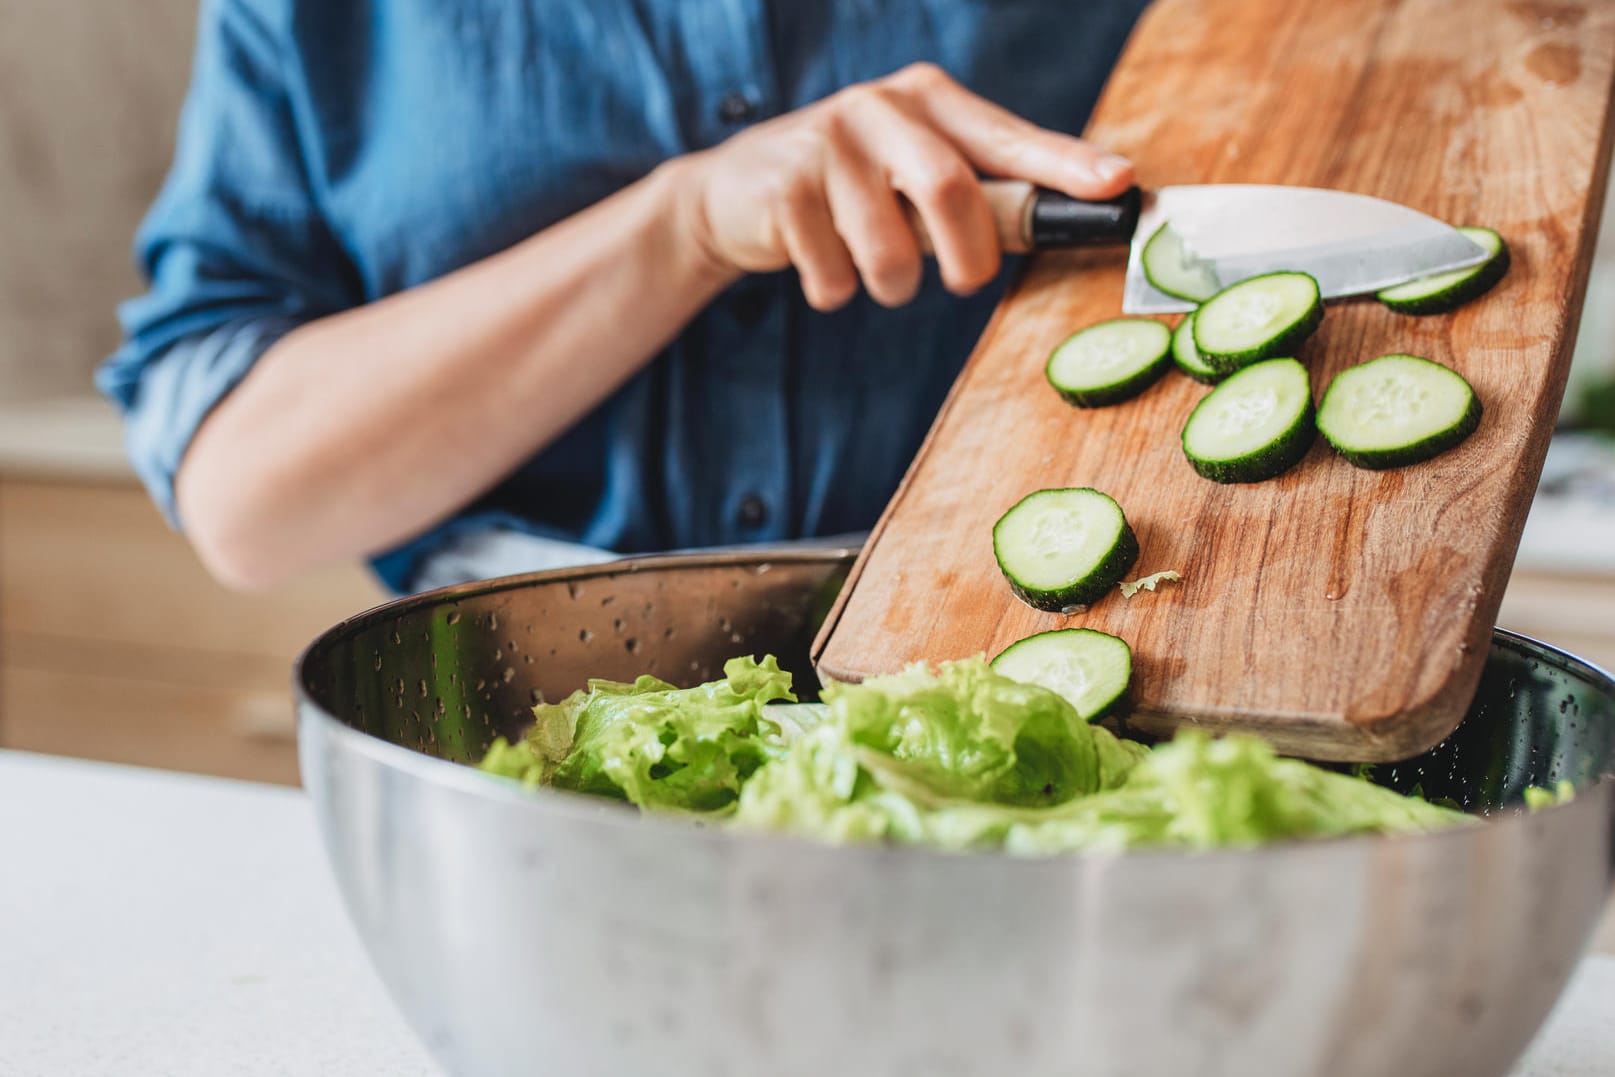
1120 185 1491 314
912 181 1491 315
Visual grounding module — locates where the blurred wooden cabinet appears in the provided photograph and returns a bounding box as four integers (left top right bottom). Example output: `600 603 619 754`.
0 472 385 786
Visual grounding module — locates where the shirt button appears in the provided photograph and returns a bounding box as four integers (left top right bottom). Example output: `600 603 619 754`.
737 494 770 528
717 90 759 124
729 282 770 327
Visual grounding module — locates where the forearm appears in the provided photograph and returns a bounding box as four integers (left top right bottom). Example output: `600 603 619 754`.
176 159 733 589
172 63 1135 591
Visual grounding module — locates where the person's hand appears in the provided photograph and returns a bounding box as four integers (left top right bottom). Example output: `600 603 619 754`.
670 62 1135 311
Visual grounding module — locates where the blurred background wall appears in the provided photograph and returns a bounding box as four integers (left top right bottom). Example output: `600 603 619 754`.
0 6 1611 786
0 3 384 784
0 1 199 400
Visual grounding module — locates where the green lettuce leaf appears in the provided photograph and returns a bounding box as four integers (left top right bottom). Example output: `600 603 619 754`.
477 655 795 813
997 731 1467 854
1524 779 1576 810
480 654 1469 855
821 658 1145 805
734 658 1148 847
1119 570 1182 599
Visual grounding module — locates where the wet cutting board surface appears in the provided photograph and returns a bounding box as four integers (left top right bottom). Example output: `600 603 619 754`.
814 0 1615 761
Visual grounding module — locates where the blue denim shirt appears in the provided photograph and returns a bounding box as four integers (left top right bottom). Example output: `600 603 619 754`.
99 0 1147 592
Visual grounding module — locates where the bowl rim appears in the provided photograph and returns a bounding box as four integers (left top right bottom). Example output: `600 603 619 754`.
294 549 1615 868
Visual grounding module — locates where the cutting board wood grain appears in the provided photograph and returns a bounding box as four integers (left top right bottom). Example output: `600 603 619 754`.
813 0 1615 761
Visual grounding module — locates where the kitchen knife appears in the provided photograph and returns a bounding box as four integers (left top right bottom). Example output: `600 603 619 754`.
910 181 1491 315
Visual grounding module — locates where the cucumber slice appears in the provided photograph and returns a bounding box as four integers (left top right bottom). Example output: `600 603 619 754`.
1192 272 1323 374
1376 227 1509 315
1141 223 1221 303
1045 318 1172 407
1171 311 1223 384
1316 353 1481 469
1181 358 1316 483
991 628 1132 721
992 488 1140 612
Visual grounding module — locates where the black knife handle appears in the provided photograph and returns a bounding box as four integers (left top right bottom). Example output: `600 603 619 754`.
907 182 1142 255
1026 185 1142 248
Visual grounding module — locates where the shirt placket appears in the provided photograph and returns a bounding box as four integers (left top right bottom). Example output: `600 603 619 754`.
677 0 791 544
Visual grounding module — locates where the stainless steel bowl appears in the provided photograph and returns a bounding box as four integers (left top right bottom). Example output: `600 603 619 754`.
297 549 1615 1077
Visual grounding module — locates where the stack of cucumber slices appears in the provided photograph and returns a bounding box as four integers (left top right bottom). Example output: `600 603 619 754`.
994 223 1509 718
1175 271 1328 483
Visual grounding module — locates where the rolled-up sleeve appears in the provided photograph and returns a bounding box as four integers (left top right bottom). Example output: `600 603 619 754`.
98 0 357 526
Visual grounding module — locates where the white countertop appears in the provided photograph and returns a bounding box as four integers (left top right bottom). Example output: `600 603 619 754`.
0 752 436 1076
0 749 1610 1077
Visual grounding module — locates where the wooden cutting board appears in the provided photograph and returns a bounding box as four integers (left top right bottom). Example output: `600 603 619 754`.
813 0 1615 761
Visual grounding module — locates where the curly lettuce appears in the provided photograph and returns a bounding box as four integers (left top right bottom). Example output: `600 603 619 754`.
479 655 795 813
480 655 1468 853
